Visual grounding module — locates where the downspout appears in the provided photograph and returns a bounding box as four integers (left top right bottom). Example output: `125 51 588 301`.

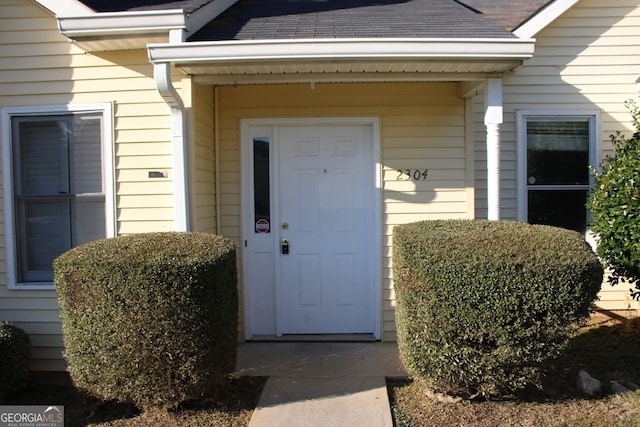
154 61 191 231
484 77 503 221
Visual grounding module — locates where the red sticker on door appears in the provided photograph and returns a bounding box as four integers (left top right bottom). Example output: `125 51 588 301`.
255 219 270 233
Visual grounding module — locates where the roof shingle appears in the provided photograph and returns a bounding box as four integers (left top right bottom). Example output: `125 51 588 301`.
189 0 518 41
458 0 554 31
78 0 214 13
77 0 552 40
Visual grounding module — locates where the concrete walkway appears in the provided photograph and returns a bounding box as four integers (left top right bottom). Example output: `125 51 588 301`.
235 342 407 427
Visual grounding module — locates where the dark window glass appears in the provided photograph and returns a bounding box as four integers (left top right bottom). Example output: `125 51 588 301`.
253 137 270 233
525 118 591 232
526 121 589 186
528 189 589 232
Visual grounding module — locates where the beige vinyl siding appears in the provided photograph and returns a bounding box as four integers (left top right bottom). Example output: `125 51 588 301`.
474 0 640 312
217 82 471 341
191 83 217 234
0 0 176 370
597 274 640 312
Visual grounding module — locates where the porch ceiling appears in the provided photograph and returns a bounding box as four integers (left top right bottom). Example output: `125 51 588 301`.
184 59 520 85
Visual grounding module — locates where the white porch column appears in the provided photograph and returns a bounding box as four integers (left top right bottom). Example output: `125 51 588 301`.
484 78 503 221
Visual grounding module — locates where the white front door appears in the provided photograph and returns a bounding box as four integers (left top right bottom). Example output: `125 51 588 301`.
242 119 379 338
278 125 374 334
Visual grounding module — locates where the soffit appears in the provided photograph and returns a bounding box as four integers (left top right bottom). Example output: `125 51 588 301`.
72 34 169 52
185 60 523 85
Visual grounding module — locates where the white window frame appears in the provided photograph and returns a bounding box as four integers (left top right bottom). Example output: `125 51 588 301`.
1 104 115 290
516 110 601 228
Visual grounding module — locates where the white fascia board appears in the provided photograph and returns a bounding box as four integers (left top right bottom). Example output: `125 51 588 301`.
59 10 186 38
35 0 94 16
513 0 580 39
148 38 535 64
186 0 240 36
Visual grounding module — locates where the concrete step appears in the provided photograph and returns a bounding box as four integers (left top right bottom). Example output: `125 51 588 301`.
236 342 406 427
249 376 393 427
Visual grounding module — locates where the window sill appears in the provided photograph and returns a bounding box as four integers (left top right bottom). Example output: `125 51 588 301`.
8 282 56 291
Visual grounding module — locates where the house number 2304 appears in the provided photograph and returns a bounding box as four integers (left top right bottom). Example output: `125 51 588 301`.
396 169 429 181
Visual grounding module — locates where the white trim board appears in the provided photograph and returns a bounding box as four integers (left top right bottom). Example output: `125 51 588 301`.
513 0 580 39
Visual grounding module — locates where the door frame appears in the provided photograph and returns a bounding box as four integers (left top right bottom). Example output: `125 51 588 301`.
240 117 382 340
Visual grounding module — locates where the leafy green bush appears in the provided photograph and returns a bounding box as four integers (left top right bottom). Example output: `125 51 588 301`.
0 322 31 402
54 232 238 410
588 100 640 299
393 220 603 399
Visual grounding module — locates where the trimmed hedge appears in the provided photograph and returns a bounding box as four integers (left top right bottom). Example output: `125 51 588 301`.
393 220 603 399
54 232 238 410
0 322 31 402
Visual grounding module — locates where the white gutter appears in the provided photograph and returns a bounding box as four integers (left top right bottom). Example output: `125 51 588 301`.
148 38 535 64
58 9 186 38
154 63 190 232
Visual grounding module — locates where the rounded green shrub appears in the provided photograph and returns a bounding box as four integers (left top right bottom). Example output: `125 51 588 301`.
588 100 640 299
0 322 31 402
393 220 603 399
54 232 238 410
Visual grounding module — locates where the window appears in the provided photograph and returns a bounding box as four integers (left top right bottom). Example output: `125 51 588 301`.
253 137 271 233
2 105 114 289
517 111 599 233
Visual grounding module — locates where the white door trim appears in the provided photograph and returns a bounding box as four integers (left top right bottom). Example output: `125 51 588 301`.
241 117 382 340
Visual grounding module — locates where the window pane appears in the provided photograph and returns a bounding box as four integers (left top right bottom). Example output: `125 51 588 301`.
253 137 271 233
72 197 106 245
527 121 589 185
528 189 589 232
19 200 71 282
17 120 67 195
71 116 102 194
11 113 105 284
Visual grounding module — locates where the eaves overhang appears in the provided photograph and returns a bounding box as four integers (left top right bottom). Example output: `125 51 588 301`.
147 37 536 84
55 0 239 52
57 9 184 51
